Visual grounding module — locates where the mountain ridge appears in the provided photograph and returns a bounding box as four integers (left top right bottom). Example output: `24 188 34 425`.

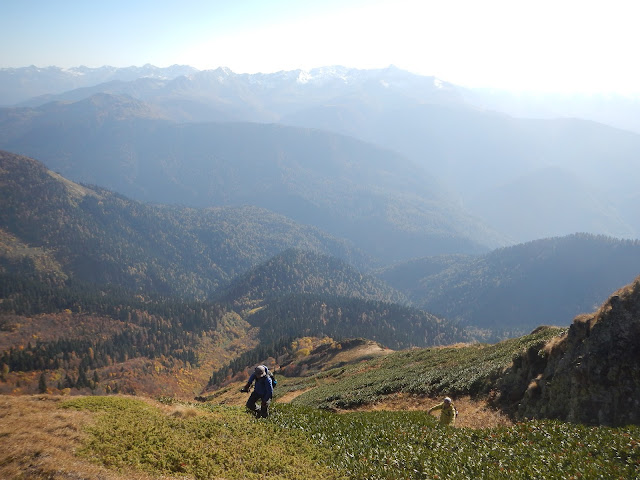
0 98 506 261
3 64 639 243
212 248 407 308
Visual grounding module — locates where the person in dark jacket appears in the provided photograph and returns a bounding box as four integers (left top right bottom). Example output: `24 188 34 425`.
241 365 273 418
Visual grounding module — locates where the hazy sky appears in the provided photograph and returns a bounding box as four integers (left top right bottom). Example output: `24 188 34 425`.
2 0 639 94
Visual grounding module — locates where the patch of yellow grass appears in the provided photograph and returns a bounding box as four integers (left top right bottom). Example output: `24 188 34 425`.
326 341 392 366
0 395 162 480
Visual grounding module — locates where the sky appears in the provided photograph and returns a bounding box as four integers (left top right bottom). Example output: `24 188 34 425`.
2 0 640 95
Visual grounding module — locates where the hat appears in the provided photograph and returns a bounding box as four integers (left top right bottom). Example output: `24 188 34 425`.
444 397 452 404
254 365 267 378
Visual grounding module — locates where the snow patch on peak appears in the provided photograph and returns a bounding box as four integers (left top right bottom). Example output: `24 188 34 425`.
434 78 444 89
297 71 312 84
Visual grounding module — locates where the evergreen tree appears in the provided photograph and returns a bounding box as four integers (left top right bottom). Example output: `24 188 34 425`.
38 372 47 393
77 365 89 388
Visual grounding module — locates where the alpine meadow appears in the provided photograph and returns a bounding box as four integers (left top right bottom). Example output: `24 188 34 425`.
1 58 640 480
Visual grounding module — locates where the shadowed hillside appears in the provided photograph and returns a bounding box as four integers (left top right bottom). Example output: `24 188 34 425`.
495 274 640 426
377 234 640 334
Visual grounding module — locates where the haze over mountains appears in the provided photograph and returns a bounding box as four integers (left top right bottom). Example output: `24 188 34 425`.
1 64 639 325
1 62 638 298
0 150 369 297
1 64 639 247
2 150 639 339
0 95 503 261
2 63 640 407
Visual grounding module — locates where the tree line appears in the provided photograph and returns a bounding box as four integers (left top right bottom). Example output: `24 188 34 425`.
0 274 226 377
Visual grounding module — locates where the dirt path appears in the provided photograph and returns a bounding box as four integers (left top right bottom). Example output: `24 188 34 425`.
337 393 513 429
210 382 513 429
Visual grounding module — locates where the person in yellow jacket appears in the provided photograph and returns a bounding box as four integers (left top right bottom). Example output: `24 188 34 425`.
428 397 458 426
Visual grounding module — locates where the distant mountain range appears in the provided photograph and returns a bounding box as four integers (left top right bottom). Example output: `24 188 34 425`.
1 64 638 244
0 96 504 262
0 64 198 106
4 64 640 134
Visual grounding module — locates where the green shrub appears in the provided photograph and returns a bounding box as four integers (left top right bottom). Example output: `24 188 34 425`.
271 404 640 480
62 396 344 480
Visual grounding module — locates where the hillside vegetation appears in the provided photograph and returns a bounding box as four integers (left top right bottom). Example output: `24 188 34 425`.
0 267 467 398
2 373 638 479
495 274 640 426
282 327 564 411
0 274 253 397
209 274 640 426
2 277 640 478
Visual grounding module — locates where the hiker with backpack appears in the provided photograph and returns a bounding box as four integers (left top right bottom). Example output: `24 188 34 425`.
241 365 274 418
428 396 458 426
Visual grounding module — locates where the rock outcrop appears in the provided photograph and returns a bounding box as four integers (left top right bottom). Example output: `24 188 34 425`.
495 275 640 426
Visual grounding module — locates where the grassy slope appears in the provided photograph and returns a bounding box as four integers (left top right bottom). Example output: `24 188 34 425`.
2 395 637 480
280 326 566 410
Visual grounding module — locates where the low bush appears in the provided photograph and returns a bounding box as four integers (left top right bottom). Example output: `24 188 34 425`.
271 404 639 479
63 395 639 480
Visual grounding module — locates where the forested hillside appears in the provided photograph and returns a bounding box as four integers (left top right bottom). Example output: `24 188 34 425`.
213 248 407 307
1 272 468 397
0 274 248 396
0 150 369 298
205 249 465 389
205 293 467 389
246 294 465 350
377 234 640 335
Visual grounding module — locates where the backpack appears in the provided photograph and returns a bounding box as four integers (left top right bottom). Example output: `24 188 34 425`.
258 365 277 388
